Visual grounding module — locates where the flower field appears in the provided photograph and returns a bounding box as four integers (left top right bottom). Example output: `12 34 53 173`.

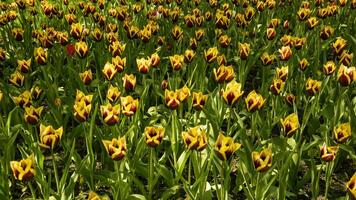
0 0 356 199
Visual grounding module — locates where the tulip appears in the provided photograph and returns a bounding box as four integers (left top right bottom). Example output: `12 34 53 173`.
276 66 288 81
323 61 336 75
270 78 285 95
39 124 64 149
320 143 338 162
136 57 151 74
280 113 300 137
34 47 48 65
102 136 127 161
88 191 110 200
182 126 208 151
79 69 93 85
299 58 309 71
12 91 31 107
184 49 196 63
75 90 93 105
238 43 250 60
17 59 31 73
338 51 353 66
252 147 272 172
280 35 293 46
260 52 275 65
266 28 276 40
165 90 180 110
320 26 334 40
171 25 183 40
11 28 24 41
122 74 136 91
91 28 103 41
75 41 89 58
144 126 165 147
293 37 306 50
102 62 117 81
178 85 190 102
346 172 356 199
112 56 126 73
245 90 265 112
218 35 231 47
332 37 347 56
285 93 296 106
221 80 244 106
307 17 318 29
213 65 235 83
217 55 227 66
195 29 205 41
204 47 219 63
24 106 43 125
337 65 355 86
29 86 42 100
150 53 160 68
9 71 25 87
306 78 322 96
170 54 185 71
100 103 120 125
121 96 139 117
109 41 126 57
10 154 35 181
214 133 241 161
70 23 83 39
192 92 208 111
297 8 311 21
278 46 292 61
107 85 121 102
334 123 352 143
73 99 92 122
0 48 6 61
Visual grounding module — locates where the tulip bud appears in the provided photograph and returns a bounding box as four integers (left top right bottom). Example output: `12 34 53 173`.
9 71 25 87
136 57 151 74
107 85 121 102
337 65 355 86
278 46 292 61
12 91 31 108
276 66 288 81
298 58 309 71
75 41 89 58
178 85 190 102
323 61 336 75
79 69 93 85
238 43 250 60
17 59 31 73
112 56 126 73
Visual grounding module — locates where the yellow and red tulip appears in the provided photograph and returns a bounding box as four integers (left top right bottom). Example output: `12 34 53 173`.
182 126 208 151
10 154 35 181
39 124 64 149
102 136 127 161
252 147 272 172
214 133 241 161
144 126 165 147
334 123 352 143
280 113 300 137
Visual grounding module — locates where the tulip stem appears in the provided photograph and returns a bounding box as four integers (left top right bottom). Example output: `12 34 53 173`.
188 156 191 185
28 181 36 200
51 149 59 193
324 161 334 199
255 172 260 199
149 148 154 199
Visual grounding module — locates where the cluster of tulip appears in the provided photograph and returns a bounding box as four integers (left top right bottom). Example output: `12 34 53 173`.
1 0 356 199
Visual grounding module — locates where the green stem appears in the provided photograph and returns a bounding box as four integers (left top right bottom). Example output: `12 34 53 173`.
51 148 59 193
324 161 334 199
149 148 154 199
255 173 260 200
28 181 36 200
